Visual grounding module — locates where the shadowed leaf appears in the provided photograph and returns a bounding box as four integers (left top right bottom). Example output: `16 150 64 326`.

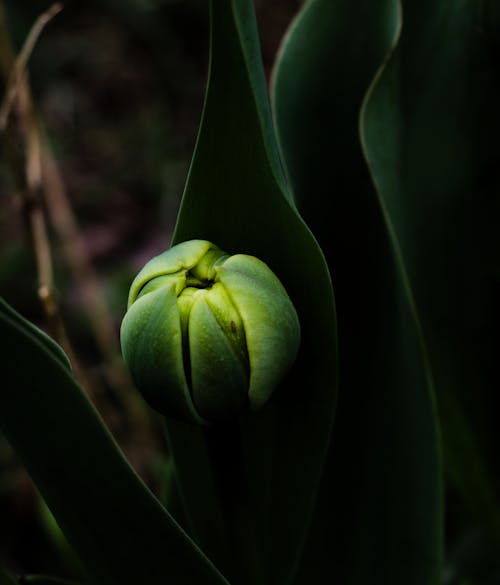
0 298 229 585
165 1 337 584
361 0 500 552
273 1 443 582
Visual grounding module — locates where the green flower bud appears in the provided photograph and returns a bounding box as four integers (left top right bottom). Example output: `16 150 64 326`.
120 239 300 424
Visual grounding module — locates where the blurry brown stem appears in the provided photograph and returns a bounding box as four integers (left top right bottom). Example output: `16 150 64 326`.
0 3 62 129
0 3 87 387
0 1 149 428
41 144 149 424
42 148 121 357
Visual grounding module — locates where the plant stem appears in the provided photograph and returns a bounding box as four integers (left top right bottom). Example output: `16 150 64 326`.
0 2 87 385
205 421 268 585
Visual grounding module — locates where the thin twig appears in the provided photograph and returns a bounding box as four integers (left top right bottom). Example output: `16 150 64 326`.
0 3 62 129
41 145 150 425
0 3 86 385
17 73 86 383
0 1 151 430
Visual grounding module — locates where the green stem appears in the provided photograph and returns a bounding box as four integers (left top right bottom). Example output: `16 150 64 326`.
205 421 268 585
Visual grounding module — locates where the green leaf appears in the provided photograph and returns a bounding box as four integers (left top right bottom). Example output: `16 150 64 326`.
273 1 443 583
0 298 71 371
360 0 500 550
38 498 88 582
165 0 337 584
0 298 229 585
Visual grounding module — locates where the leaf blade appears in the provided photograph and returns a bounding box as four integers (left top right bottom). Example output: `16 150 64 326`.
272 1 443 582
0 298 229 585
167 1 337 583
360 0 500 553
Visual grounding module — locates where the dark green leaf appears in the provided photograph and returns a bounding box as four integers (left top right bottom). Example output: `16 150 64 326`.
273 1 443 583
0 298 229 585
360 0 500 550
0 298 70 371
38 498 88 582
166 0 337 584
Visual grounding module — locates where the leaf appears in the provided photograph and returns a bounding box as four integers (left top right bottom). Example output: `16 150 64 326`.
0 297 71 371
272 1 443 583
0 297 229 585
38 498 88 581
360 0 500 549
165 0 337 584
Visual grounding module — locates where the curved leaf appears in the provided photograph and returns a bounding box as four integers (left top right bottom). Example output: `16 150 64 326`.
360 0 500 550
166 0 337 584
0 298 71 371
273 1 443 583
0 298 229 585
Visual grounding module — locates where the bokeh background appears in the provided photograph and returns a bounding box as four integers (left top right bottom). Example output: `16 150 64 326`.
0 0 299 577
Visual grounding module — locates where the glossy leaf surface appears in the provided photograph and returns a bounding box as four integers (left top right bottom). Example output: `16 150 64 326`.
0 298 228 585
273 1 442 583
166 0 337 584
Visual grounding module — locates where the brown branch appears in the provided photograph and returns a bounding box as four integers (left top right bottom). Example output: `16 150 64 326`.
0 3 89 389
41 144 150 425
17 71 88 385
0 2 61 326
0 3 62 129
0 1 150 430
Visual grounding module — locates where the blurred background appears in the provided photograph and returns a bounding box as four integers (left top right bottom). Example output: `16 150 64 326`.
0 0 299 578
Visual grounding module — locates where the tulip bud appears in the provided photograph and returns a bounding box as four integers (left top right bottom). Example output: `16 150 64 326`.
120 239 300 424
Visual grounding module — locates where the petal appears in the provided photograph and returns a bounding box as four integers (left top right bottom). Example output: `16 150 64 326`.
128 240 217 306
216 254 300 410
188 288 249 420
121 283 204 424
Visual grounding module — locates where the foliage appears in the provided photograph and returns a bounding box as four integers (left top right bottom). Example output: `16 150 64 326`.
1 0 500 583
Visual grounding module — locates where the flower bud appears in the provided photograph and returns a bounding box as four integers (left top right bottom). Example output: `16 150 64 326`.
120 239 300 424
